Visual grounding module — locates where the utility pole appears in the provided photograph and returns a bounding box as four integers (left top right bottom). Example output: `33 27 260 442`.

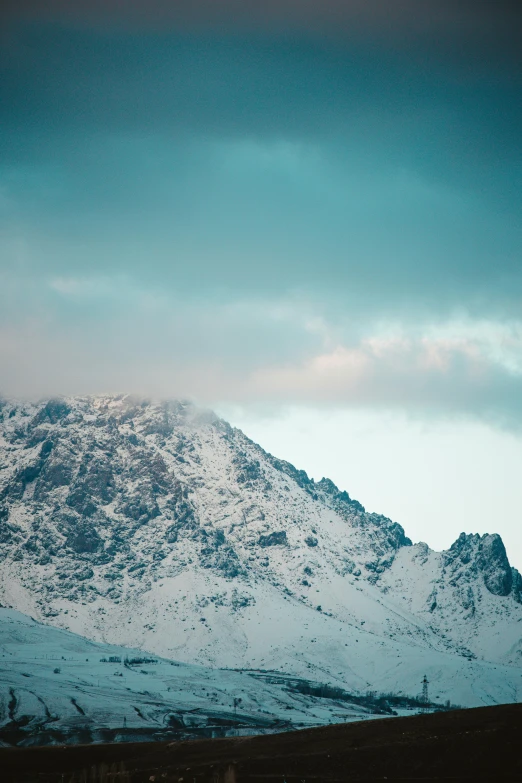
421 675 429 712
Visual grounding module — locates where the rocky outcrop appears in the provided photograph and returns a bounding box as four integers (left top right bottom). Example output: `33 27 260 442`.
258 531 288 547
444 531 520 601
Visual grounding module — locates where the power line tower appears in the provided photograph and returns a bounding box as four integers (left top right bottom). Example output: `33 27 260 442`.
421 675 429 712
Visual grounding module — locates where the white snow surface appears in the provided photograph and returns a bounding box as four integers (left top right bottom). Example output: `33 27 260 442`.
0 395 521 712
0 608 378 736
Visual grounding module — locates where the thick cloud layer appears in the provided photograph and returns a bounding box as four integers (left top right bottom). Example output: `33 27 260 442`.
1 5 521 425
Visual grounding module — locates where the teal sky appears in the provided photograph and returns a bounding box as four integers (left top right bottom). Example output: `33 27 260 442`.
1 1 521 561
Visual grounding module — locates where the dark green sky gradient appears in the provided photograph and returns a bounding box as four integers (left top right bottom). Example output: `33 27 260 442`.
2 29 521 306
1 10 521 417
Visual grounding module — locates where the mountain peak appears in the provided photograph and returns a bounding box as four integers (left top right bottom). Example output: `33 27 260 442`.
1 395 521 692
445 531 521 601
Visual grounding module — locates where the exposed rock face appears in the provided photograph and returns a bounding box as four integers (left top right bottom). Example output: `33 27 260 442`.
512 569 522 604
0 394 521 681
479 534 513 596
0 396 411 600
445 532 516 597
258 531 288 547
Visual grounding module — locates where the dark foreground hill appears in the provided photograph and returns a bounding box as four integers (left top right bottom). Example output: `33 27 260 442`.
2 703 521 782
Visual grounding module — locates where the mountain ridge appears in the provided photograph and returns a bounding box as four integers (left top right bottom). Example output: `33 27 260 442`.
0 394 521 707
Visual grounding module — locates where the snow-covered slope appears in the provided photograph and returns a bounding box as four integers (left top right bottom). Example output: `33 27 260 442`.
1 608 389 745
0 396 521 709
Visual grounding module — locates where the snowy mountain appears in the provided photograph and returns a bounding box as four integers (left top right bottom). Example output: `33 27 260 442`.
0 395 521 710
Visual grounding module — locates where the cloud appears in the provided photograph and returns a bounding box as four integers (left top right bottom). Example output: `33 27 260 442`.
1 130 520 321
1 268 522 428
0 10 521 426
246 335 522 420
